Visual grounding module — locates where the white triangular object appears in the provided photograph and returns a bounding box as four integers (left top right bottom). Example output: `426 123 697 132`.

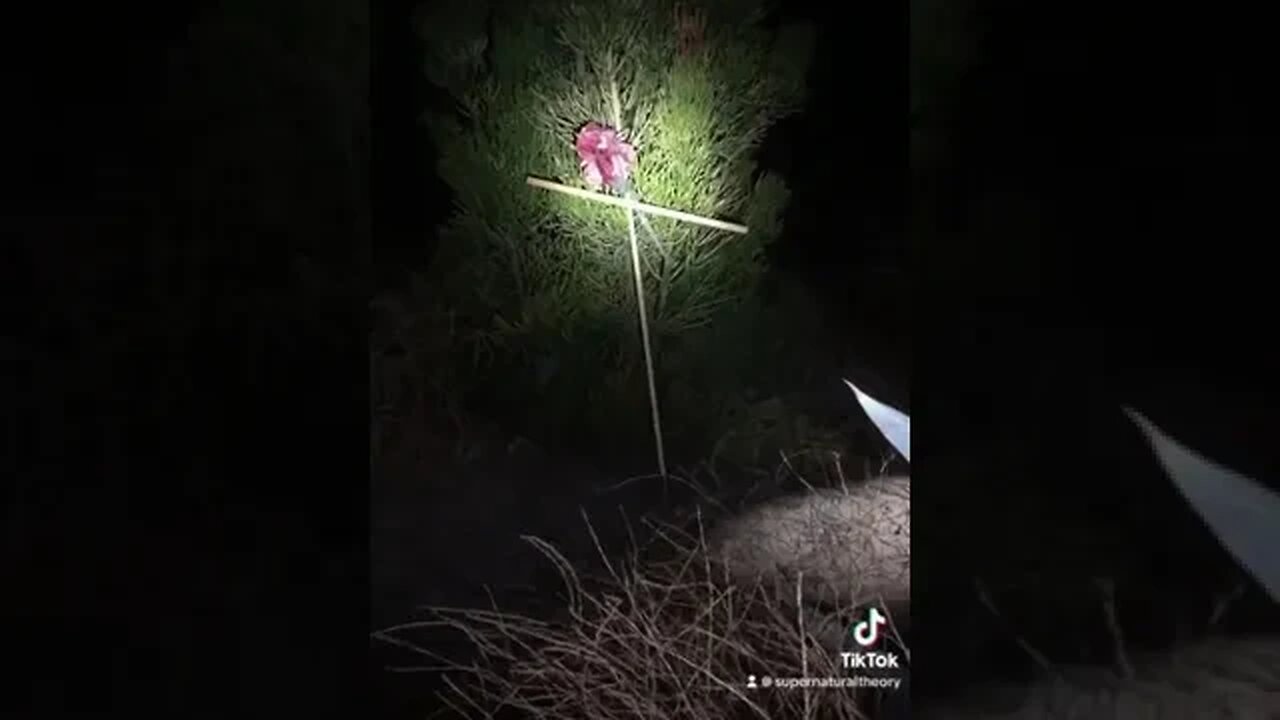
845 379 911 463
1124 407 1280 604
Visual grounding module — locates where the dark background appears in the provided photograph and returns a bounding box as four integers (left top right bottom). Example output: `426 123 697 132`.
8 0 1278 714
911 0 1280 699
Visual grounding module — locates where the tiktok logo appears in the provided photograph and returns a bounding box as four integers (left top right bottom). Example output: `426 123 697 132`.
851 607 887 648
842 606 902 673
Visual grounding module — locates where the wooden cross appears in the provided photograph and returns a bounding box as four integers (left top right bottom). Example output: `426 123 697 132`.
525 174 749 484
525 176 749 234
527 94 750 490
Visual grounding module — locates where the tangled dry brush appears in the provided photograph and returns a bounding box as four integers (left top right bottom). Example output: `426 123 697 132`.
375 500 904 720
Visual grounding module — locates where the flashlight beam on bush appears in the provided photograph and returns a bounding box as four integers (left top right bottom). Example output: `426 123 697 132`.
525 177 749 234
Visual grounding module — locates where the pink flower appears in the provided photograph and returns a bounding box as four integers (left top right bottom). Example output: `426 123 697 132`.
575 122 636 191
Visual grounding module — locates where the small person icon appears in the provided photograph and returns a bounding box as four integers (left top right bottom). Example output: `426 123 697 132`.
746 675 758 689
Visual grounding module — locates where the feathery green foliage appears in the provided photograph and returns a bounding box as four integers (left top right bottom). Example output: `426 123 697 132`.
415 0 813 457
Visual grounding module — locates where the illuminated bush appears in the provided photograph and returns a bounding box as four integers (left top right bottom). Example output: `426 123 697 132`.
415 0 813 454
